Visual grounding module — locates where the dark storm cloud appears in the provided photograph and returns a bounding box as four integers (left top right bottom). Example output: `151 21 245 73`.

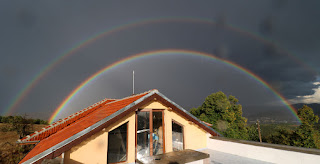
273 1 320 50
0 0 319 121
217 0 320 100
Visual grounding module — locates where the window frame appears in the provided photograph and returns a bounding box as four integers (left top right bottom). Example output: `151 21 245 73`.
172 119 185 151
135 109 166 159
107 122 129 164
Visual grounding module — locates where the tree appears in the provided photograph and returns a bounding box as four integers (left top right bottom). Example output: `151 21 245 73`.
10 115 33 138
247 124 260 142
40 119 48 125
1 116 14 123
298 105 319 127
266 105 320 149
33 119 41 124
190 91 248 139
266 126 294 145
291 105 319 148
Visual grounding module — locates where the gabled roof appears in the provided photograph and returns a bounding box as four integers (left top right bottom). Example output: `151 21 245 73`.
19 89 219 164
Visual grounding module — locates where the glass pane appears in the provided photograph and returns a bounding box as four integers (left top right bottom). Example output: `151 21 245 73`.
137 131 150 159
172 121 183 151
107 123 127 163
152 112 163 155
137 112 150 160
137 112 149 131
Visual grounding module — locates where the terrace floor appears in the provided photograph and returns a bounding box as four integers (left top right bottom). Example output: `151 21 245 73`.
200 149 272 164
136 149 271 164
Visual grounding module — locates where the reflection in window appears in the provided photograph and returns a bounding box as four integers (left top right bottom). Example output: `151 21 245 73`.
153 112 163 155
172 121 183 151
137 112 150 159
107 123 127 163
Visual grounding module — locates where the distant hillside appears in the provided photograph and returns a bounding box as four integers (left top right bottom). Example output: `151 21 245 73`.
0 123 47 163
243 103 320 124
292 103 320 116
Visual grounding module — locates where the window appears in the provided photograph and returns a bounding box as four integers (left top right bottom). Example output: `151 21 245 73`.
172 121 183 151
136 110 165 160
107 122 128 163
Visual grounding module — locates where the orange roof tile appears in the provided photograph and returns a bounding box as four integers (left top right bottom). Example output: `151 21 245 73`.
19 90 155 164
18 98 117 143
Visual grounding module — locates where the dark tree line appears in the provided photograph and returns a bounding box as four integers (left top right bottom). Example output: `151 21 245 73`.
0 115 48 125
0 115 48 138
266 105 320 148
191 91 320 149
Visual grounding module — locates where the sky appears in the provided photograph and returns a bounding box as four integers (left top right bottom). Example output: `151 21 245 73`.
0 0 319 122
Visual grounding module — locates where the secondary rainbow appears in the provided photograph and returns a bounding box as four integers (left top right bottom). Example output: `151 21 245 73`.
5 17 316 116
49 49 301 124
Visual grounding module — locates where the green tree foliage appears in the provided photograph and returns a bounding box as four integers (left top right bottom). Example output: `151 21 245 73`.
190 91 248 139
266 126 294 145
10 115 33 138
247 124 260 142
1 116 14 123
32 118 48 124
0 115 48 138
266 105 320 149
298 105 319 126
0 115 48 124
291 105 320 148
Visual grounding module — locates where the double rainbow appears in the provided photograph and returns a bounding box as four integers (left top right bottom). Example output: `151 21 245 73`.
2 17 312 124
49 49 301 124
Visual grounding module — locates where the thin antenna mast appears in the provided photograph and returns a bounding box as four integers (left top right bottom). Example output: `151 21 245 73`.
132 70 135 95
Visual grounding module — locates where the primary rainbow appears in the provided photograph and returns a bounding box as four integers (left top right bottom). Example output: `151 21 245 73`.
4 17 316 116
49 49 302 124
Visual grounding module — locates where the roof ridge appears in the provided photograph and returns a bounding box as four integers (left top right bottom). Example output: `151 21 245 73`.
103 89 158 106
18 98 115 143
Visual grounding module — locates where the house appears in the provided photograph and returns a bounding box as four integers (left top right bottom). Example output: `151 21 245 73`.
18 89 219 164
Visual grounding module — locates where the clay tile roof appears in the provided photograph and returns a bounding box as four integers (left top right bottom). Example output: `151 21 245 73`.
19 89 157 164
18 98 117 143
